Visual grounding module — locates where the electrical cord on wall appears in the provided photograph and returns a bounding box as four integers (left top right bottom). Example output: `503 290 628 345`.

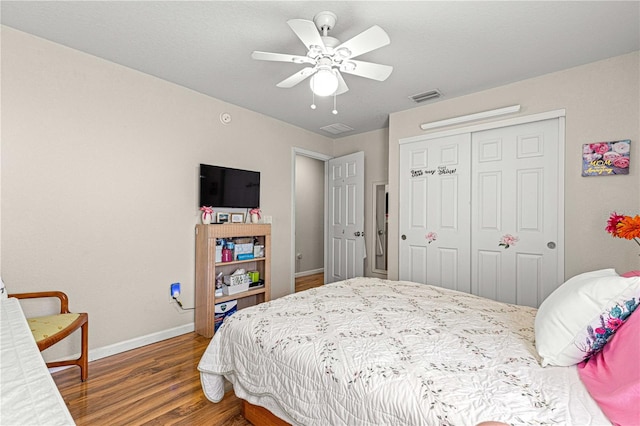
172 296 194 310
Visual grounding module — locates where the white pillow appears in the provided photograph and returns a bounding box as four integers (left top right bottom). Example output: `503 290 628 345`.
535 269 640 367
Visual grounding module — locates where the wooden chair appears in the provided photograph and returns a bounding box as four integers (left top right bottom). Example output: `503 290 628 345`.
9 291 89 381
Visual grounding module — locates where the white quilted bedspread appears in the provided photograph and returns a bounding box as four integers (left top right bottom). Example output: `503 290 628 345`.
198 278 609 426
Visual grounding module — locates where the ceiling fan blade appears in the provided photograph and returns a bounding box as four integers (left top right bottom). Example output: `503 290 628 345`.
335 71 349 95
340 60 393 81
276 68 316 88
335 25 390 59
287 19 326 52
252 51 314 65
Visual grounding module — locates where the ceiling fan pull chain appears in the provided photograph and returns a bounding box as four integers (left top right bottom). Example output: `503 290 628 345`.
332 92 338 115
310 81 317 109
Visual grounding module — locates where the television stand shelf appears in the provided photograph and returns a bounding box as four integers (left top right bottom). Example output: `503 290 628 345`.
194 223 271 338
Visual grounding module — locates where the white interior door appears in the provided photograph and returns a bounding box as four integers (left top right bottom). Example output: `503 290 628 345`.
471 118 560 306
327 152 365 283
399 134 471 292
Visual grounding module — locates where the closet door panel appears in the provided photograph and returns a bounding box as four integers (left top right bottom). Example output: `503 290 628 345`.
410 178 428 228
438 247 460 291
518 169 543 231
477 172 502 230
471 118 560 307
400 133 471 292
477 250 501 301
407 245 428 283
516 253 542 306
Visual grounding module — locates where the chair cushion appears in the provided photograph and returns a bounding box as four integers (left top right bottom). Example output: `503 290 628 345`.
27 313 81 342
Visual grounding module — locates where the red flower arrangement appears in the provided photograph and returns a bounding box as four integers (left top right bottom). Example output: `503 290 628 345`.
606 212 640 248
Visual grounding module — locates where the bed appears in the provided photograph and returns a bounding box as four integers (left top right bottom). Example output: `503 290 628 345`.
198 277 614 425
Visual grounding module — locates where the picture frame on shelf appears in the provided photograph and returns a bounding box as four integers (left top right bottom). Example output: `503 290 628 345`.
231 213 245 223
217 212 229 223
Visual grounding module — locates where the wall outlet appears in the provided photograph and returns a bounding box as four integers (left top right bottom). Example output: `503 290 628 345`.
170 282 181 302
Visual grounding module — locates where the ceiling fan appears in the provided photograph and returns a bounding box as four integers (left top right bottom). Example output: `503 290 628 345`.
251 11 393 99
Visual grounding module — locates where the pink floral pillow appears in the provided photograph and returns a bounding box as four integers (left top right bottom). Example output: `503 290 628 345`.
578 308 640 425
534 269 640 366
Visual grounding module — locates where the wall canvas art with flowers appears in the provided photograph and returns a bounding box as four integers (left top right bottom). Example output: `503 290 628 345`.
582 139 630 176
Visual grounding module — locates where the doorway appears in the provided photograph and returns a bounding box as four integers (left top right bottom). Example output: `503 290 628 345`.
291 148 366 293
294 153 326 291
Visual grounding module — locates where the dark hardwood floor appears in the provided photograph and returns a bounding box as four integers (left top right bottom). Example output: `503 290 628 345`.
294 272 323 292
52 332 250 425
52 275 323 425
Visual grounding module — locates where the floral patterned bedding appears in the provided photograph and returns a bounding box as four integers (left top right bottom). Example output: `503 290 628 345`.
198 277 609 425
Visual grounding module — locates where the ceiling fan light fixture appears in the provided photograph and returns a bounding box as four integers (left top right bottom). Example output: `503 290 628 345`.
342 61 356 72
310 68 339 96
335 47 351 58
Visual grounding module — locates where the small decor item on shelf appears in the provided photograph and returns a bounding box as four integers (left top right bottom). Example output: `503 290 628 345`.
231 213 245 223
250 208 262 224
221 244 233 262
200 206 214 224
215 272 224 297
217 212 230 224
606 212 640 253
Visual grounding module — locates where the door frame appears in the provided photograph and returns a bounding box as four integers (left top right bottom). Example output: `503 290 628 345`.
397 108 566 288
291 148 332 294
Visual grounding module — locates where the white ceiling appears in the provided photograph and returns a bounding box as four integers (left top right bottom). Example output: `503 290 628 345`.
2 1 639 138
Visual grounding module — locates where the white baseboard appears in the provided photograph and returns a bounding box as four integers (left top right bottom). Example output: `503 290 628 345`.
294 268 324 278
48 322 195 373
89 322 195 361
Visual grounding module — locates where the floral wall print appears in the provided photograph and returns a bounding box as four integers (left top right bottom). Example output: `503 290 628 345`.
426 232 438 244
582 139 630 176
499 234 519 249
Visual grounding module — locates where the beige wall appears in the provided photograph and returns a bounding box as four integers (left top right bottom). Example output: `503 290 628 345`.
388 51 640 280
1 27 334 359
334 128 389 278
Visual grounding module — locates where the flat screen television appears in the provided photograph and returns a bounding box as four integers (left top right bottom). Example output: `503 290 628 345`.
199 164 260 208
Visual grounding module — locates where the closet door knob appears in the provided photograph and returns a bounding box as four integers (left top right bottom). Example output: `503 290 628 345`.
547 242 556 249
401 234 407 240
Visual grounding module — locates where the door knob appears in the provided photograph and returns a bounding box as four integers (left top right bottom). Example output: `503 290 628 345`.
547 242 556 249
354 231 361 237
401 234 406 240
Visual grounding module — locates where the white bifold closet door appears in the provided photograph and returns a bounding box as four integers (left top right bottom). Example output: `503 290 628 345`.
399 133 472 293
400 118 561 307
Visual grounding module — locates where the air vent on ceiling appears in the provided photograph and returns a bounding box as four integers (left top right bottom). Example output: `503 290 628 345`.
410 89 442 103
320 123 354 135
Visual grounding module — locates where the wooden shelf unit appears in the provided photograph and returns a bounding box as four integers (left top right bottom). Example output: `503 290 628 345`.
195 223 271 338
